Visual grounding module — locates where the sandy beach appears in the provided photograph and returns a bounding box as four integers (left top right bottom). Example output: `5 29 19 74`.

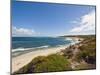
12 37 80 73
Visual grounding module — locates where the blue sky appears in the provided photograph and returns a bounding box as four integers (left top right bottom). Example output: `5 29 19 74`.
12 0 96 37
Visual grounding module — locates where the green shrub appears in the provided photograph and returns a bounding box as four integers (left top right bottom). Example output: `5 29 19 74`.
34 54 72 72
75 38 96 64
15 54 72 74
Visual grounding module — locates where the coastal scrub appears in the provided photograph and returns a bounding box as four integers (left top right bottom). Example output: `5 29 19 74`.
14 54 72 74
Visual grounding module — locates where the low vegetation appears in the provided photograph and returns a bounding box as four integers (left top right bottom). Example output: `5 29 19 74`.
76 36 96 64
14 54 72 74
61 35 96 70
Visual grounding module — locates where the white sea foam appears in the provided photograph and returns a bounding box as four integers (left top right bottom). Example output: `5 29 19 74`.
12 48 28 52
12 45 49 52
65 38 73 41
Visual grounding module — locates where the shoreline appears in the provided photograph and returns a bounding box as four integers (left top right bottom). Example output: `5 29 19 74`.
12 37 81 73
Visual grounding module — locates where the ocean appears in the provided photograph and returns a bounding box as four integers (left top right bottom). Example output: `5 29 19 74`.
12 37 74 57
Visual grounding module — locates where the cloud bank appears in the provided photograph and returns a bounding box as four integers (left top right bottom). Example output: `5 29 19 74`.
70 10 95 35
12 26 36 37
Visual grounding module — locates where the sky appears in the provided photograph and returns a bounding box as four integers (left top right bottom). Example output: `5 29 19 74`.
12 0 96 37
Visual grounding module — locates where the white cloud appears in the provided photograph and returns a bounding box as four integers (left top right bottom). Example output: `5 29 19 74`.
12 26 36 37
70 10 95 34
